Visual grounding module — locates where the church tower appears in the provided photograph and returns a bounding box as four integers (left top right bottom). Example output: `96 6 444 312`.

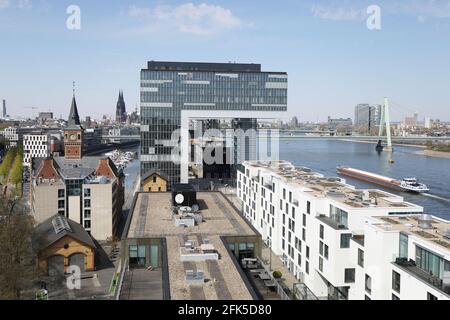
64 85 83 160
115 90 127 123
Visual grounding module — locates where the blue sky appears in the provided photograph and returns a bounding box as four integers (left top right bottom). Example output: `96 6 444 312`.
1 0 450 121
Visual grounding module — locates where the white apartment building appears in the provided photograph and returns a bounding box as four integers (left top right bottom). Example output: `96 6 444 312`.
237 160 449 300
23 133 51 166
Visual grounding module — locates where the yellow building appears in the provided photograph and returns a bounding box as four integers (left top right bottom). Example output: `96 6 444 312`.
142 170 168 192
33 214 96 275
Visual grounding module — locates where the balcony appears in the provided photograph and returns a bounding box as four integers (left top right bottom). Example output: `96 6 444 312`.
316 215 348 230
393 259 450 296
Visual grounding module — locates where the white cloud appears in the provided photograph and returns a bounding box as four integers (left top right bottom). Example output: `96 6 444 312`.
0 0 32 9
17 0 32 10
386 0 450 19
127 3 244 35
311 5 365 21
0 0 10 9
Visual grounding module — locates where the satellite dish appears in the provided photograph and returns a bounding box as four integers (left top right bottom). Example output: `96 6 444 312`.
175 193 184 204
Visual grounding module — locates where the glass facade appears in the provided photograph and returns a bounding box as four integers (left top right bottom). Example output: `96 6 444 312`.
140 61 288 186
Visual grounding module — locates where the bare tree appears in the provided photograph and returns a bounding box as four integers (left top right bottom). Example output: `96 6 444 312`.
0 195 37 299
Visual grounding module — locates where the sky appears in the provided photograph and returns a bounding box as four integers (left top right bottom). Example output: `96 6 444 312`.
1 0 450 122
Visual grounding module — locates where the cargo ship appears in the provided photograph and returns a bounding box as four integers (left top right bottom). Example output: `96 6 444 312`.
336 166 429 193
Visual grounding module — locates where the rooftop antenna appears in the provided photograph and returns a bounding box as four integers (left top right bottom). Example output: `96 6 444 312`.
73 81 76 96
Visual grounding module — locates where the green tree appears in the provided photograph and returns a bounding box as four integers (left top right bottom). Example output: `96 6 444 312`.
0 148 16 183
425 140 433 150
10 153 23 187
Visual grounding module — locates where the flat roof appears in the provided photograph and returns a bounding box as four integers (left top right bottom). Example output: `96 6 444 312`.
143 60 287 74
371 215 450 252
127 192 258 300
244 160 423 211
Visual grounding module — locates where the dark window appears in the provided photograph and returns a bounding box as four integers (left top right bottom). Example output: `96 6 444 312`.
340 233 351 248
58 200 65 209
365 274 372 294
84 188 91 197
392 270 401 293
58 189 65 198
84 209 91 219
427 292 438 300
84 220 91 229
302 228 306 241
319 241 324 255
302 214 306 227
319 224 324 239
306 201 311 214
306 246 310 259
153 175 157 183
319 257 323 272
324 245 329 260
345 268 355 283
358 249 364 267
306 261 309 274
84 199 91 208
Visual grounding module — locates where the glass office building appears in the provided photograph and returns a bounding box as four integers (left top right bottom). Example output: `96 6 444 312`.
140 61 288 187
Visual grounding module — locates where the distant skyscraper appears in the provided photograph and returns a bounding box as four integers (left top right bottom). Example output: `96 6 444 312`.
115 90 127 123
354 104 381 133
2 99 6 118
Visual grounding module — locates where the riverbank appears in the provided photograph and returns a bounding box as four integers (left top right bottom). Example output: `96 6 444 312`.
340 139 426 149
415 149 450 159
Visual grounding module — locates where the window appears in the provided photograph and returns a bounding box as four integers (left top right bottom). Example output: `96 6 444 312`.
306 246 310 259
153 175 157 183
306 201 311 214
58 200 65 209
319 224 324 239
302 214 306 227
324 245 329 260
84 199 91 208
392 270 401 293
365 274 372 294
84 209 91 219
392 294 400 300
319 241 324 255
399 233 408 258
289 191 292 202
58 210 65 215
306 261 309 274
84 188 91 197
427 292 438 300
415 246 442 277
84 220 91 229
302 228 306 241
358 249 364 267
297 253 301 266
319 257 323 272
58 189 65 198
283 188 286 199
345 268 355 283
340 233 351 248
330 205 348 228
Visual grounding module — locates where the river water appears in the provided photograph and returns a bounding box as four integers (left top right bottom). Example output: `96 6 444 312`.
279 139 450 220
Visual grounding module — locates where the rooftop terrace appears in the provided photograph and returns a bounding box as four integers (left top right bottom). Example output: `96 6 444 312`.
372 215 450 252
244 160 422 211
127 192 259 300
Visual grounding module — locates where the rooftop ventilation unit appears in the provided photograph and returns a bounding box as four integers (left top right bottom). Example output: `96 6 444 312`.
418 214 433 229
